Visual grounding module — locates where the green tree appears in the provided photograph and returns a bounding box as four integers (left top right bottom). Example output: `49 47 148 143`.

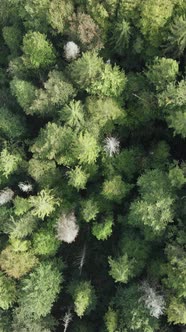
0 272 16 309
68 166 89 190
146 57 179 91
165 15 186 57
73 131 100 165
32 226 60 256
48 0 74 33
0 107 25 139
2 25 22 55
10 78 36 114
19 0 50 32
69 51 103 90
29 189 60 220
18 261 62 319
128 169 175 233
102 176 131 202
81 198 99 222
0 147 22 178
59 100 84 130
139 0 174 47
108 254 135 283
68 280 97 318
104 307 118 332
30 70 76 116
0 240 38 279
92 215 113 240
22 31 56 69
30 122 75 166
110 19 131 54
167 296 186 325
112 284 159 331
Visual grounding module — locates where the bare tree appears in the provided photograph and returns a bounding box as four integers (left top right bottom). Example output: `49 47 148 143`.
55 212 79 243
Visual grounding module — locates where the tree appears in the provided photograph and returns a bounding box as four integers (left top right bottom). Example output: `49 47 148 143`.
18 261 62 319
104 137 120 157
69 51 103 90
0 272 16 309
33 227 60 256
128 169 175 233
55 212 79 243
0 107 25 139
139 0 174 47
139 281 165 319
10 78 36 114
73 131 100 165
87 63 127 97
164 244 186 298
19 0 50 32
104 307 118 332
146 57 179 91
112 284 159 331
68 166 89 190
2 25 22 55
110 19 131 54
92 215 113 240
0 240 38 279
30 70 76 116
108 254 135 283
167 296 186 325
81 198 99 222
0 147 22 178
68 280 96 318
30 122 75 166
22 31 56 69
67 12 103 50
165 15 186 57
167 110 186 138
59 100 84 130
102 176 131 202
29 189 60 220
0 188 14 206
64 41 80 61
48 0 74 33
85 97 124 136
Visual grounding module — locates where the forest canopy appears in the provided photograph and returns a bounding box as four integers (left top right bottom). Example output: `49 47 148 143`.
0 0 186 331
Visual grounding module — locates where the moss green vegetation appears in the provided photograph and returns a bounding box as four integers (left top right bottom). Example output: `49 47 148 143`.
0 1 186 331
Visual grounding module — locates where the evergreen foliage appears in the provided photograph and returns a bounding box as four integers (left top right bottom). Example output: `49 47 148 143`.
0 1 186 330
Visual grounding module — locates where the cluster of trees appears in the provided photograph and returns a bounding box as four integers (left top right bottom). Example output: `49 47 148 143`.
0 0 186 331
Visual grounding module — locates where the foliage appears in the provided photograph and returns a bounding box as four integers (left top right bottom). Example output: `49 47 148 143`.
48 0 74 33
0 272 16 309
165 15 186 57
68 12 103 50
68 280 97 317
29 189 60 220
68 166 89 190
104 307 118 332
18 261 62 319
0 1 186 331
0 107 25 139
0 147 22 178
33 226 60 256
73 131 100 164
22 31 56 69
108 254 135 283
102 176 131 202
0 242 38 279
146 57 179 91
92 215 113 240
